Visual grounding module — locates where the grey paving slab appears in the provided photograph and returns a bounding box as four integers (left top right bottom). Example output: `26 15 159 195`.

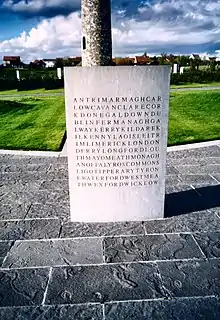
31 190 69 204
0 181 41 193
165 175 184 186
0 267 49 307
167 146 220 160
2 238 103 268
60 221 145 238
40 179 69 191
1 164 50 173
209 207 220 218
157 258 220 298
46 263 165 305
0 171 46 182
26 203 70 219
144 211 220 234
193 232 220 258
104 234 203 263
1 189 69 206
0 203 30 220
212 174 220 183
166 166 180 175
176 165 220 175
165 184 193 195
170 157 220 166
105 297 220 320
0 219 61 240
179 174 219 186
47 167 69 180
0 240 14 257
0 304 103 320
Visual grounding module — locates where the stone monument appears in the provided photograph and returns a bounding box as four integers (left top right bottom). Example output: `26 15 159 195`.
64 1 171 222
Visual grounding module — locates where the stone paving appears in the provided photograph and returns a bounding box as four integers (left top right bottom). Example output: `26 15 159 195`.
0 144 220 319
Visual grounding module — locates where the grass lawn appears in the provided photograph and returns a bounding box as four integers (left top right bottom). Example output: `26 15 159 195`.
168 90 220 145
0 96 66 151
0 90 219 151
171 82 220 89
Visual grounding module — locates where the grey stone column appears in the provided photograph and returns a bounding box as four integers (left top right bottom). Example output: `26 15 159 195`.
82 0 112 66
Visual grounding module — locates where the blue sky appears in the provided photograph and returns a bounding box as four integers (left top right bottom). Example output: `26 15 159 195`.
0 0 220 62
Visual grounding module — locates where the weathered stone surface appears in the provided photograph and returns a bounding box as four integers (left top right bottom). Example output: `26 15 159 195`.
31 190 69 204
3 238 103 268
104 234 203 263
60 221 145 238
165 175 184 186
105 297 220 320
165 184 192 195
0 268 49 306
0 304 103 320
1 164 50 173
157 258 220 298
176 165 220 175
0 240 14 257
170 156 220 166
166 166 180 175
46 263 165 304
167 146 220 161
0 189 69 206
0 155 59 166
194 232 220 258
26 203 70 219
212 174 220 183
145 211 220 234
40 179 69 191
0 203 30 220
0 171 46 183
179 174 218 186
0 258 3 266
0 219 61 240
47 167 69 180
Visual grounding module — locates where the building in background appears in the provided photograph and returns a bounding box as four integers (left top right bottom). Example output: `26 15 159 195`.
3 56 21 67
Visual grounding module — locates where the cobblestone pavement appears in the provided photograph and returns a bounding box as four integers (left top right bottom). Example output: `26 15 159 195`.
0 144 220 319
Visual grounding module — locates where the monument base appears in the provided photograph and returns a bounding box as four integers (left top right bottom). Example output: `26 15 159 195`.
64 66 171 222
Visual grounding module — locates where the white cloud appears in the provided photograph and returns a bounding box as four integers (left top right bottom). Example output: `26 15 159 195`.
3 0 80 13
0 0 220 61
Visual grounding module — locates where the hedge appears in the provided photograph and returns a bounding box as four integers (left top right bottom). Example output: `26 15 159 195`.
1 68 220 90
0 79 64 91
171 70 220 85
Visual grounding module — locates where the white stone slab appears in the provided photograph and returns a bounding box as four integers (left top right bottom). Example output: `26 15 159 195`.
173 64 178 74
64 66 171 222
57 68 62 79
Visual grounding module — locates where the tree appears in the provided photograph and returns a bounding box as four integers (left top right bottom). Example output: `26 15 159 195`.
54 58 64 68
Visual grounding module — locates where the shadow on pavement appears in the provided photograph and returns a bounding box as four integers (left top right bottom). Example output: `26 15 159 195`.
165 185 220 218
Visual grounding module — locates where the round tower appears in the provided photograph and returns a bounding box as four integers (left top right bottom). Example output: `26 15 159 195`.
81 0 112 66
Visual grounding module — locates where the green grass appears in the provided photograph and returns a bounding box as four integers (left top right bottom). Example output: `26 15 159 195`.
0 90 220 151
0 88 64 95
168 90 220 145
171 82 220 89
0 96 66 151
